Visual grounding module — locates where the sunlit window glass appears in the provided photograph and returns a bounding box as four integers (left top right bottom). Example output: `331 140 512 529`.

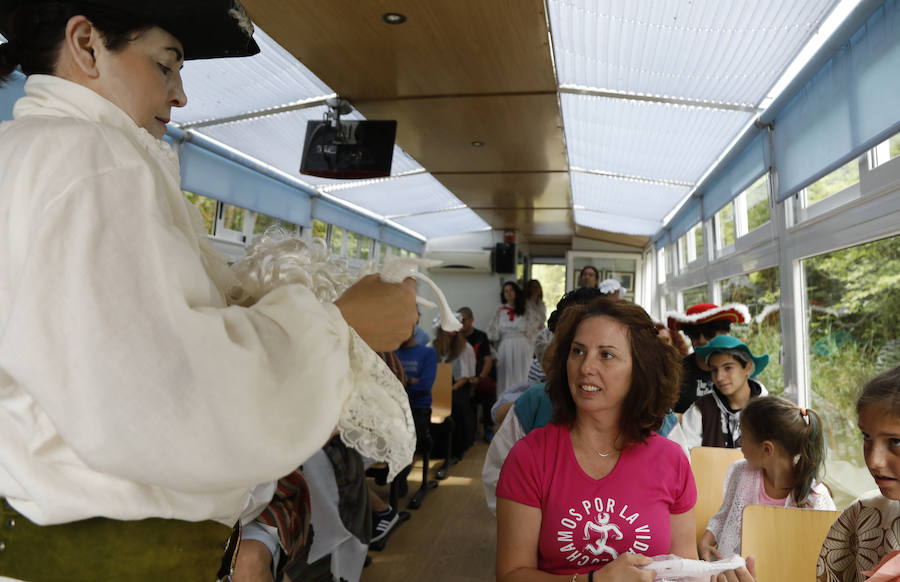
312 219 328 241
681 284 707 309
359 236 371 260
744 174 770 232
804 235 900 508
719 268 781 394
183 191 216 234
804 158 859 207
221 204 246 232
657 248 667 284
347 231 359 259
331 226 344 256
677 235 688 269
715 203 735 249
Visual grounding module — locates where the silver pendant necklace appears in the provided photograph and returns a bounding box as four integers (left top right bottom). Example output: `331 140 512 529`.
577 430 615 457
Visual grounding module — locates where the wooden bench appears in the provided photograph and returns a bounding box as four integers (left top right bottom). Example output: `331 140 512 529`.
690 446 744 545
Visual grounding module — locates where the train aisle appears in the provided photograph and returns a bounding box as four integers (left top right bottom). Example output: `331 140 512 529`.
362 439 497 581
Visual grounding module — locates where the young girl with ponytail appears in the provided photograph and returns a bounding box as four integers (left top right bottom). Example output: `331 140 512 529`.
699 396 836 560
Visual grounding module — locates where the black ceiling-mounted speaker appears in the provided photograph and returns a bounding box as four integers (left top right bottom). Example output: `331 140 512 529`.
300 119 397 179
493 242 516 274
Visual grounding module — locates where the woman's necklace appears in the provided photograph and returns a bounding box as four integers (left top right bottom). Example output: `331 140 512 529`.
576 429 617 457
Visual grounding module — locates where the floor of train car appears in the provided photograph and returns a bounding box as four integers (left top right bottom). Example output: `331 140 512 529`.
363 439 496 582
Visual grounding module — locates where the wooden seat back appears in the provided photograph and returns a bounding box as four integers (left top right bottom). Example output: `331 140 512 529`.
741 505 840 581
690 446 744 545
430 363 453 423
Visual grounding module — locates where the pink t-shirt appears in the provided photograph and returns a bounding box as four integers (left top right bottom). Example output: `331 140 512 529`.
497 422 696 575
757 472 789 507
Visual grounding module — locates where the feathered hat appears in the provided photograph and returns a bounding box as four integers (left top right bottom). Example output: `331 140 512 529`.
666 302 750 332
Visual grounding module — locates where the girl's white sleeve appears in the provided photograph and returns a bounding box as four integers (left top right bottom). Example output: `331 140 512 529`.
680 404 704 450
482 410 526 515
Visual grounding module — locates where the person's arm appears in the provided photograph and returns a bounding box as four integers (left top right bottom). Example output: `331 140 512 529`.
698 529 721 561
482 411 526 514
419 349 438 393
669 509 699 559
482 353 495 378
488 307 502 342
680 404 704 450
702 461 741 560
2 164 402 491
335 275 417 351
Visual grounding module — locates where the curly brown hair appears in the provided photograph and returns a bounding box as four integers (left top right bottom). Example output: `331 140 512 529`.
546 296 682 444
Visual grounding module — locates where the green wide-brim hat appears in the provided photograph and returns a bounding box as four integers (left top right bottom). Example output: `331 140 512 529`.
0 0 260 60
694 334 769 378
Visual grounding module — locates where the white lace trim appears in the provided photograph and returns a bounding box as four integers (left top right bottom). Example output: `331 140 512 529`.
231 228 415 478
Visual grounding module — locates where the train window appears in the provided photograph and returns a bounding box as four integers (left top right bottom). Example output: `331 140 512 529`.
532 264 566 319
183 191 216 235
657 247 667 284
742 174 771 233
220 204 246 233
714 202 735 251
661 291 676 315
358 235 372 261
719 267 782 394
330 226 344 256
677 222 704 268
346 231 359 259
252 212 296 235
681 284 708 308
804 158 859 207
803 234 900 507
312 219 328 241
871 131 900 168
692 223 704 263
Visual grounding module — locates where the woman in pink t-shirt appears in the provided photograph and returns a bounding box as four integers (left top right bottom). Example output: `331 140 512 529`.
496 296 757 582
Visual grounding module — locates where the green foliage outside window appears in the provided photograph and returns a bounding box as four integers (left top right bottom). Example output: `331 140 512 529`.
806 159 859 206
183 191 216 234
745 174 770 232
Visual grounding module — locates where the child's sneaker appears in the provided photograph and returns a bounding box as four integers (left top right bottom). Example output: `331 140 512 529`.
370 506 399 544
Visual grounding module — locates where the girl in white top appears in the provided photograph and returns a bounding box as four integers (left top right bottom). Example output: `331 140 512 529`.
700 396 835 560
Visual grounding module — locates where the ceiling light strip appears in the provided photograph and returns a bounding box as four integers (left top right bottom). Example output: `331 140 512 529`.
559 85 759 113
386 205 469 220
179 94 338 129
318 169 429 193
570 167 694 188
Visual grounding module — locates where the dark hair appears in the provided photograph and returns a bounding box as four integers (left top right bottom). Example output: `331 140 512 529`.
500 281 526 316
740 396 826 506
857 365 900 417
547 287 607 333
681 320 732 340
527 279 543 301
433 328 467 363
656 322 690 357
457 306 474 320
545 296 681 445
580 265 599 287
0 2 155 81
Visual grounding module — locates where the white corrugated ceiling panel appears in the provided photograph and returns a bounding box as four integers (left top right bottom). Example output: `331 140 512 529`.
570 172 689 221
173 28 332 125
562 93 753 184
392 209 491 239
322 173 464 219
549 0 839 105
574 209 662 236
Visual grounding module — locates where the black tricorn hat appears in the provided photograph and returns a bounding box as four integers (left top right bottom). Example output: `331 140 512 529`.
0 0 260 60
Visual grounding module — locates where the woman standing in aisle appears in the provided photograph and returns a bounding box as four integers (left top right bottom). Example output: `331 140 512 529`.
489 281 541 398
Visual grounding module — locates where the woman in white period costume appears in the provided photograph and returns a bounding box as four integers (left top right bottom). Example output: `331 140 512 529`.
488 281 542 398
0 1 417 579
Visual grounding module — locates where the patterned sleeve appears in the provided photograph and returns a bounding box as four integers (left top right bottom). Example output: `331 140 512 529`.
817 500 861 582
705 461 742 538
487 306 501 342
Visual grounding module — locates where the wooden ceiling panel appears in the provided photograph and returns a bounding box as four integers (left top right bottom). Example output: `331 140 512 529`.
435 172 571 209
356 94 567 173
244 0 557 100
475 208 574 238
574 225 650 249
